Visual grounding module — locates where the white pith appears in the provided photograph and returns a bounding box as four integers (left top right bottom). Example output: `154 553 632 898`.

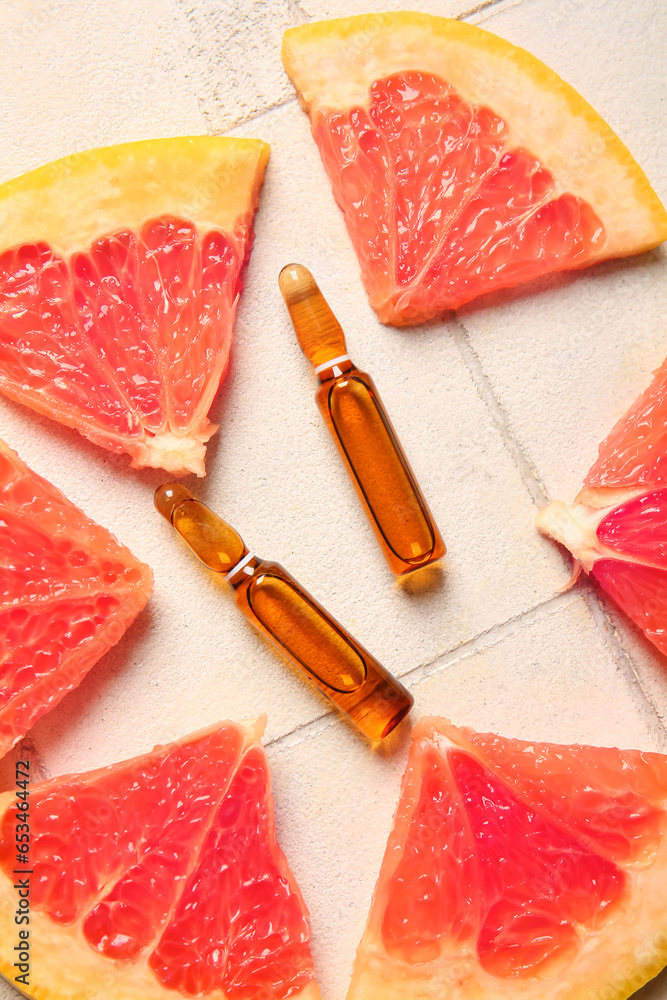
134 429 216 478
536 485 666 575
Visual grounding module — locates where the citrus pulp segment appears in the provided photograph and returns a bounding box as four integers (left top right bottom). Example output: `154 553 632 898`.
537 354 667 658
582 357 667 494
0 717 321 1000
0 137 270 475
282 13 667 325
346 717 667 1000
0 437 152 759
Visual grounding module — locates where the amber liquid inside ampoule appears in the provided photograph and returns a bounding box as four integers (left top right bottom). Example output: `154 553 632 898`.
155 484 413 741
228 560 413 741
279 263 445 576
317 367 444 575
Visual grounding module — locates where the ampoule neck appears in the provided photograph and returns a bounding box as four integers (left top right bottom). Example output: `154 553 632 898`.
315 355 356 383
224 552 264 590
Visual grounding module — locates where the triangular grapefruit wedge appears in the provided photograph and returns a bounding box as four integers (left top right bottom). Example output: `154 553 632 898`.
0 438 152 758
537 356 667 658
282 13 667 326
0 137 269 475
0 717 321 1000
347 717 667 1000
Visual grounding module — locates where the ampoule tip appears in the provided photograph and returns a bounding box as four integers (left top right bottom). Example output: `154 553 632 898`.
278 263 317 306
279 262 347 367
154 482 194 522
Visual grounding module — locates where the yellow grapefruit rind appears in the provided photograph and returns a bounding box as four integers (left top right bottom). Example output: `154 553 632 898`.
282 13 667 258
0 137 270 477
0 717 322 1000
346 720 667 1000
0 136 270 257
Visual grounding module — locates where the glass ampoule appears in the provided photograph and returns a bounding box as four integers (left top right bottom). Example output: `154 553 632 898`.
279 263 445 577
155 484 413 742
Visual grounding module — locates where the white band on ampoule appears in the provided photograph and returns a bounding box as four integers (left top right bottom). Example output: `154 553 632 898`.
313 354 350 375
224 551 256 582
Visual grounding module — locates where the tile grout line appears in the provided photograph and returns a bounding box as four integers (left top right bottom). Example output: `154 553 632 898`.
213 96 299 137
459 0 528 22
400 588 577 687
453 314 667 742
580 584 667 745
266 590 578 752
452 317 550 509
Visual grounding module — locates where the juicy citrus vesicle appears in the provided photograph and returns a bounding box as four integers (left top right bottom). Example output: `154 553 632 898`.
0 438 152 758
0 138 269 476
347 718 667 1000
283 13 667 326
313 71 605 324
0 719 321 1000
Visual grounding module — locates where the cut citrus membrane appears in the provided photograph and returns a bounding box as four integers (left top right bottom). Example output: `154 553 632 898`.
347 717 667 1000
282 13 667 326
0 137 270 475
0 437 152 759
537 355 667 657
0 717 321 1000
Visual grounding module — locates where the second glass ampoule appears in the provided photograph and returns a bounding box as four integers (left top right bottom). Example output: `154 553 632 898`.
279 263 445 576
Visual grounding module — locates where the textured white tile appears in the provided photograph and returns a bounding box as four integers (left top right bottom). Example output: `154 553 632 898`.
458 258 667 502
0 0 206 182
0 0 666 999
456 0 667 502
295 0 480 20
268 592 665 1000
178 0 304 132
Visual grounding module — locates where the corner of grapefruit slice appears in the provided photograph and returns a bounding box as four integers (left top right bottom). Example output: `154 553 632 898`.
537 355 667 658
0 716 321 1000
0 136 270 476
282 13 667 326
0 437 153 759
347 716 667 1000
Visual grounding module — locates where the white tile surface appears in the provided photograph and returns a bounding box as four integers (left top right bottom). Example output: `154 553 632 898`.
0 0 666 998
268 591 667 1000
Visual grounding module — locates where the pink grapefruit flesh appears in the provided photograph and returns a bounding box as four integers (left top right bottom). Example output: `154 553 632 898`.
313 72 605 323
0 138 270 475
538 357 667 659
0 437 152 758
0 718 321 1000
282 14 667 326
347 717 667 1000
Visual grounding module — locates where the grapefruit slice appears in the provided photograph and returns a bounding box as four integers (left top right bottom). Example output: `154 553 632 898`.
0 137 270 476
282 13 667 326
347 717 667 1000
537 357 667 657
0 717 321 1000
0 437 152 758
